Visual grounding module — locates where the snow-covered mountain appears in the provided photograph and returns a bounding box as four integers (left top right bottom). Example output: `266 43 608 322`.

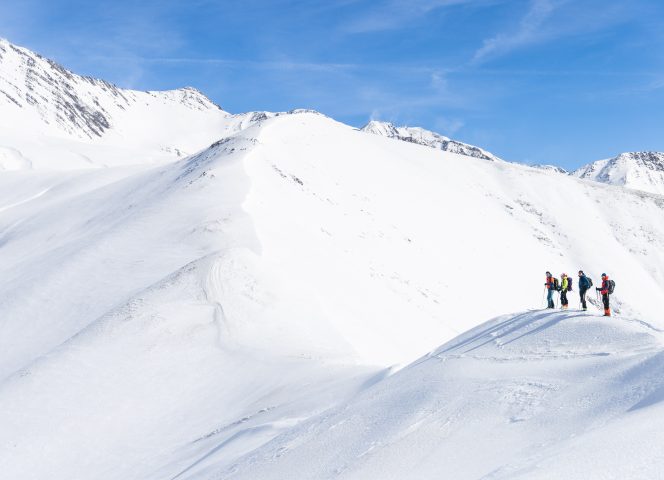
2 111 664 479
361 120 502 162
573 151 664 195
0 37 233 169
361 121 664 197
1 39 664 480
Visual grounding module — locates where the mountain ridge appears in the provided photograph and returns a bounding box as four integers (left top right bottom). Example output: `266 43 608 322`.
360 119 502 162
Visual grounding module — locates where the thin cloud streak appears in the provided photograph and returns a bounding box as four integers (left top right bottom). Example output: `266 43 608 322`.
473 0 559 63
342 0 479 33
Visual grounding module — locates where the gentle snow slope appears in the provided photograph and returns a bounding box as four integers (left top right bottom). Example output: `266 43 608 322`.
1 112 664 479
218 310 664 480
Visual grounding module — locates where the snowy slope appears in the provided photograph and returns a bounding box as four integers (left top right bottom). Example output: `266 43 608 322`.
219 310 664 480
361 120 502 161
1 112 664 479
573 151 664 195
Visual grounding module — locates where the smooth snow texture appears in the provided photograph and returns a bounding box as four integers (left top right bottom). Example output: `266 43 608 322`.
218 310 664 480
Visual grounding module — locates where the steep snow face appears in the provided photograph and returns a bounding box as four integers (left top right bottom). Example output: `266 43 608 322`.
1 112 664 479
573 151 664 195
361 120 502 162
0 38 231 169
220 310 664 480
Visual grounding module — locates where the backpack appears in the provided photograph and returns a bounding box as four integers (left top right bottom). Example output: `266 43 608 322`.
553 278 560 291
588 277 593 288
567 277 573 292
608 279 615 294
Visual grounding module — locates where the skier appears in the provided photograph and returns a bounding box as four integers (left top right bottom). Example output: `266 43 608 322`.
577 270 591 311
596 273 611 317
544 271 556 308
560 273 569 309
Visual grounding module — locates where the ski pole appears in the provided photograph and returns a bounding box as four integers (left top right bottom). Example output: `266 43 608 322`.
542 287 546 308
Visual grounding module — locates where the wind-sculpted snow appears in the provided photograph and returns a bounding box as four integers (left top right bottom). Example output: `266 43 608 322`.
219 310 664 480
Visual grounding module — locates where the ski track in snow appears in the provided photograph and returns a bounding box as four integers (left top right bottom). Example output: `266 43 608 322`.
0 187 50 213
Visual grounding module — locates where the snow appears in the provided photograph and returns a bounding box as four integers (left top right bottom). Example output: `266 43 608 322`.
219 310 664 480
1 38 664 479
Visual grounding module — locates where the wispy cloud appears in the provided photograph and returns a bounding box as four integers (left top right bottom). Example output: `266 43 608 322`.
343 0 478 33
473 0 558 63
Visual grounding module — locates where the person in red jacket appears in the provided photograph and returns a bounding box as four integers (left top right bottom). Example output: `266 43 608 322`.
596 273 611 316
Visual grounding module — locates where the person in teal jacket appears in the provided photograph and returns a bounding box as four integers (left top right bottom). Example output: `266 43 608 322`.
578 270 591 311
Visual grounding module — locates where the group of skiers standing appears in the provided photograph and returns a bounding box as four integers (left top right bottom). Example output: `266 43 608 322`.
545 271 615 316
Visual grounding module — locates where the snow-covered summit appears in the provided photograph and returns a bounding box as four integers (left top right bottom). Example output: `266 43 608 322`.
0 38 222 139
573 151 664 195
361 120 502 162
0 38 232 169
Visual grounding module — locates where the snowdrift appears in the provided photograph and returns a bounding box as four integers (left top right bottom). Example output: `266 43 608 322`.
220 310 664 480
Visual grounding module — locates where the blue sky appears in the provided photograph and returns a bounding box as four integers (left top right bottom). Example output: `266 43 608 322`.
2 0 664 169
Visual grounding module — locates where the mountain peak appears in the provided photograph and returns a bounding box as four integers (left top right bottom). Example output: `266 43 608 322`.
0 38 225 141
573 151 664 195
360 120 501 162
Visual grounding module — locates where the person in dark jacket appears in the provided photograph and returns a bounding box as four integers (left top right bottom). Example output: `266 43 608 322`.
596 273 611 316
545 271 555 308
578 270 591 311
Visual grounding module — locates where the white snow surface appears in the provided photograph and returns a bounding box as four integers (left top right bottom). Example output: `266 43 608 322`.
220 310 664 480
1 39 664 480
1 111 664 480
573 151 664 195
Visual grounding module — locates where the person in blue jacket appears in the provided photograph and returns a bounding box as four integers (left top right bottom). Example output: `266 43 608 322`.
577 270 591 311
